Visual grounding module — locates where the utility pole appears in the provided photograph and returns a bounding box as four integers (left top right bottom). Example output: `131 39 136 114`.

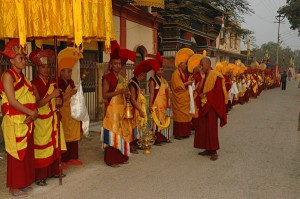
274 14 285 66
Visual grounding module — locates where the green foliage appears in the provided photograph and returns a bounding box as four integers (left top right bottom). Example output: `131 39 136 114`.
204 0 255 45
252 42 300 70
278 0 300 34
207 0 254 24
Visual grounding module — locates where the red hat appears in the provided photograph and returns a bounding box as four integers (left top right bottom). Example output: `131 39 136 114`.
0 39 25 59
109 40 136 70
29 49 55 66
120 49 136 66
109 40 120 61
133 58 160 76
156 52 163 68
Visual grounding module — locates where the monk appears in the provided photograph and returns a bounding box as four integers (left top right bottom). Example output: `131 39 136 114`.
250 71 258 98
187 53 205 132
128 59 154 153
30 49 67 186
171 48 194 140
58 47 83 168
101 40 135 167
149 52 171 145
194 57 227 161
0 39 38 197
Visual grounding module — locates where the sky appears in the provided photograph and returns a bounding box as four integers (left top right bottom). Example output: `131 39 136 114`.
241 0 300 51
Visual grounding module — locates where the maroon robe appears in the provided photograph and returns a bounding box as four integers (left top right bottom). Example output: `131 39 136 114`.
102 72 129 165
7 135 35 189
194 77 227 151
191 74 202 131
224 75 232 111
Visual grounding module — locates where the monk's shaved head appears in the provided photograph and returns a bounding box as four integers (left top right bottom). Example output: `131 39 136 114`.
200 57 211 74
200 57 211 65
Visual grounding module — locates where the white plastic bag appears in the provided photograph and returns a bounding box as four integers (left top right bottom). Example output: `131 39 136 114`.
70 81 90 137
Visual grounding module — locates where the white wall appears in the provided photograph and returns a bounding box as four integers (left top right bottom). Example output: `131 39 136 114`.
126 21 154 55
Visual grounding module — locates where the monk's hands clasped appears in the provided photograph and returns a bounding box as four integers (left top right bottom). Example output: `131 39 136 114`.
70 88 77 96
24 109 38 123
56 97 63 106
51 89 62 98
200 93 206 99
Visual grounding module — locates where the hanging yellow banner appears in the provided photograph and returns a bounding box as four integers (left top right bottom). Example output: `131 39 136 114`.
0 0 115 49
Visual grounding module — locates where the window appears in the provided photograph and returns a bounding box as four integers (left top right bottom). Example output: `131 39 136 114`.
235 34 238 49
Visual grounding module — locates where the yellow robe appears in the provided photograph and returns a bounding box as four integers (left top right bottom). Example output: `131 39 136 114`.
1 69 36 160
151 76 171 130
33 80 66 168
60 84 81 142
101 75 133 156
171 69 192 122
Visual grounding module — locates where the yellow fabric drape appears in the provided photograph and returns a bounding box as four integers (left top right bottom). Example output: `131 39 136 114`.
102 76 133 143
0 0 115 49
151 77 170 130
201 70 228 106
133 0 164 8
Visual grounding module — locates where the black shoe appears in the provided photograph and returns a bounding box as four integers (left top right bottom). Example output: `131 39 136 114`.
36 180 47 186
154 141 162 146
198 150 212 156
174 136 184 140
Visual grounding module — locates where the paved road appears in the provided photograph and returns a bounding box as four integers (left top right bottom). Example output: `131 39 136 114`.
0 81 299 199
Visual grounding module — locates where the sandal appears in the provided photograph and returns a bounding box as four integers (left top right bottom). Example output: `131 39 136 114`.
10 189 28 198
106 163 120 167
35 180 47 186
20 187 33 192
210 153 218 161
130 146 139 154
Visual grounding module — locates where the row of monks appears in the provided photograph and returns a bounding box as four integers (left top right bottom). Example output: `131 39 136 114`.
0 39 84 197
0 39 280 197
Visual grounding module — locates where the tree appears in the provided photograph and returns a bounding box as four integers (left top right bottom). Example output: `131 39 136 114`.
252 42 298 70
205 0 255 45
207 0 254 24
278 0 300 34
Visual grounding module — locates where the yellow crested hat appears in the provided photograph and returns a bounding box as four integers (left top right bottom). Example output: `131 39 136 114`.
259 63 266 70
233 66 240 76
238 67 246 75
175 48 194 68
214 62 223 72
187 54 204 73
58 47 83 74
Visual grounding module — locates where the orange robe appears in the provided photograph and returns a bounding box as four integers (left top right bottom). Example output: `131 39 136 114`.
171 69 192 137
59 79 81 162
